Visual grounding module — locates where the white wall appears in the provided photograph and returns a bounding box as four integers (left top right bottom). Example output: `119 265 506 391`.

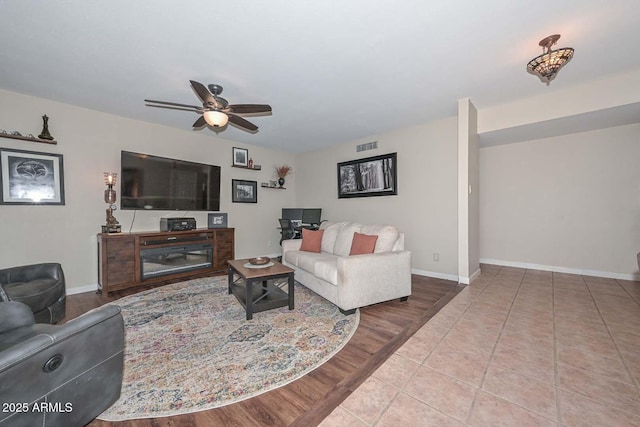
0 89 295 291
478 68 640 135
457 99 480 284
479 123 640 279
295 117 459 280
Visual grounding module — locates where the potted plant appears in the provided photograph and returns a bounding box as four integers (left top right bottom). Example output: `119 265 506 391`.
274 164 292 188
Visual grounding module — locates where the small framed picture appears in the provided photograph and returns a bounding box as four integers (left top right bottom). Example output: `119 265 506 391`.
0 148 65 205
232 179 257 203
232 147 248 167
208 212 228 228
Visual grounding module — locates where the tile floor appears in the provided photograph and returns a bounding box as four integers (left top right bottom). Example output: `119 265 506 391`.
320 265 640 426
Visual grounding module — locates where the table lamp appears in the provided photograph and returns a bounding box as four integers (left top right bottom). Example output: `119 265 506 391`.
102 172 121 233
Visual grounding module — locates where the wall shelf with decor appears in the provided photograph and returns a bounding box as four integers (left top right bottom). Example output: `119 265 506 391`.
0 133 57 145
261 185 286 190
231 165 261 171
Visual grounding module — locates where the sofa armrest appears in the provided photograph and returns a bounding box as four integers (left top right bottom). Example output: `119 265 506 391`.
45 304 122 343
0 304 123 372
281 239 303 261
336 250 412 311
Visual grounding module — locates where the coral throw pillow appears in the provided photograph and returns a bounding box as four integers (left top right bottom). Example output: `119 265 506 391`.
300 228 324 253
349 232 378 255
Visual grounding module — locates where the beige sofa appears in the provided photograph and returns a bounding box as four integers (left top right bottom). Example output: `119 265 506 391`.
281 221 411 314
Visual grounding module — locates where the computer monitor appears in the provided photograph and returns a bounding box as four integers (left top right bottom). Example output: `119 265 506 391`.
302 208 322 226
282 208 303 221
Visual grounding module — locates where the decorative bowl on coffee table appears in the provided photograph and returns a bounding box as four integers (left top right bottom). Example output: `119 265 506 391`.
249 257 271 265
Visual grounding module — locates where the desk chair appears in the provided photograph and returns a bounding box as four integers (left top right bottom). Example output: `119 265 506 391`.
278 219 297 245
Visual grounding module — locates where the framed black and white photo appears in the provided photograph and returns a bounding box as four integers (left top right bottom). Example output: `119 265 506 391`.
337 152 397 199
0 148 65 205
207 212 228 228
232 147 248 167
232 179 257 203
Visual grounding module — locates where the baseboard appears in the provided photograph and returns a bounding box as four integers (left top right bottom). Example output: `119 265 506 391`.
412 268 459 283
67 284 99 295
470 267 482 283
480 258 640 281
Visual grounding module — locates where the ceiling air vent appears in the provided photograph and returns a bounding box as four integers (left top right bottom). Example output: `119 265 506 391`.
356 141 378 152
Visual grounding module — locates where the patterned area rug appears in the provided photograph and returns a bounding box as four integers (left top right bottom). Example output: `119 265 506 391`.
98 276 359 421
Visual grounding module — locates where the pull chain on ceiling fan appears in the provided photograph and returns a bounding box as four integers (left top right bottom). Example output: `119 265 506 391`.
145 80 272 133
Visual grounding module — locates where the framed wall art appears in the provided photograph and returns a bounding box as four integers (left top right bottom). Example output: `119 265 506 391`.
0 148 65 205
337 152 397 199
232 147 248 167
207 212 228 228
232 179 257 203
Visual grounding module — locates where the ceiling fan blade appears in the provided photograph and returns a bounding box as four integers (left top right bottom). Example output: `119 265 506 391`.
228 114 258 132
229 104 272 114
145 104 203 113
192 116 207 128
145 99 201 110
189 80 216 106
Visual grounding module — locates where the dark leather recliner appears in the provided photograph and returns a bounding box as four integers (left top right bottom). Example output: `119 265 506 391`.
0 301 124 427
0 263 66 324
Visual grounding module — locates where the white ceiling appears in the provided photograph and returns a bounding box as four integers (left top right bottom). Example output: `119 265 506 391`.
1 1 639 153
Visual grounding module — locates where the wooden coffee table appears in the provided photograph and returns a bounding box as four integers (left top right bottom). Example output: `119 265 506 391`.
227 258 295 320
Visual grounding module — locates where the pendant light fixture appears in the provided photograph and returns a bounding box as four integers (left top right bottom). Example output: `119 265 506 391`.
527 34 574 85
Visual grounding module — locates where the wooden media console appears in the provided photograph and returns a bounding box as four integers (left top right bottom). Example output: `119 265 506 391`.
97 228 234 295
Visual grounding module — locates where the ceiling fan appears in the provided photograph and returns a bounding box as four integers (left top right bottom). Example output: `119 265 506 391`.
145 80 272 133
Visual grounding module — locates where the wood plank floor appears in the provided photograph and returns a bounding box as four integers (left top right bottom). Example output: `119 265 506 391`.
67 274 462 427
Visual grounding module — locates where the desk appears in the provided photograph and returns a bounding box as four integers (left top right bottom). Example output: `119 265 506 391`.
278 225 318 240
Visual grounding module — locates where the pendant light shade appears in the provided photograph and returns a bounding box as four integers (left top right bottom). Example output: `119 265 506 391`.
527 34 574 85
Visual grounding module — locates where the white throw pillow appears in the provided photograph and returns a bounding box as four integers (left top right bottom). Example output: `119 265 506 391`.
361 224 399 253
333 222 362 256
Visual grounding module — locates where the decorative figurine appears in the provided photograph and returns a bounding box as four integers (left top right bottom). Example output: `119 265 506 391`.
38 115 54 140
106 207 120 226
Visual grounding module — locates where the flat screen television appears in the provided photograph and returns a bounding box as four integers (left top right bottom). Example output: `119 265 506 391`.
120 151 221 211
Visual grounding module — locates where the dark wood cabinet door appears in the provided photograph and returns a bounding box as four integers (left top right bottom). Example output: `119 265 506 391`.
100 234 136 287
214 229 235 268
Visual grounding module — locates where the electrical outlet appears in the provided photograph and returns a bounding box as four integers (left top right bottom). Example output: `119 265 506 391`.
433 253 439 262
267 240 272 247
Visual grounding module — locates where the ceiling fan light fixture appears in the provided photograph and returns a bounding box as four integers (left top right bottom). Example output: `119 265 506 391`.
146 80 270 133
203 110 228 127
527 34 574 85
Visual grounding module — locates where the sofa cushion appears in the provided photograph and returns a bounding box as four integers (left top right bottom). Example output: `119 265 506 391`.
296 252 337 276
300 228 324 253
350 232 378 255
333 222 362 256
361 224 400 253
284 250 302 267
314 258 338 285
320 222 342 254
